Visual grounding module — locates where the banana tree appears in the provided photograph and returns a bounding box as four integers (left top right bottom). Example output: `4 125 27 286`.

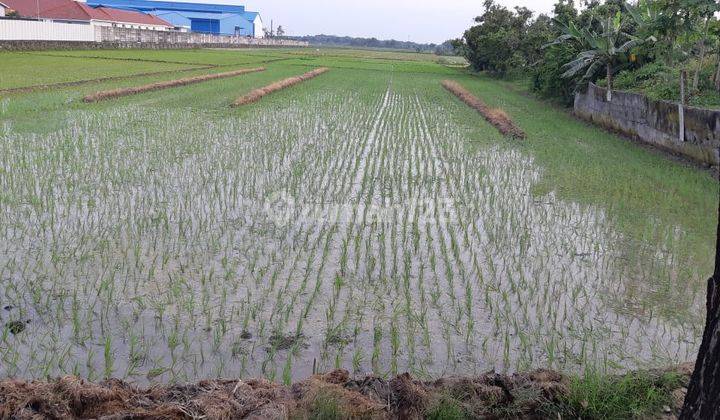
548 12 654 101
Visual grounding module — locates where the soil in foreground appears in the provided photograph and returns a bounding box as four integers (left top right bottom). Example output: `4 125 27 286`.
0 365 692 419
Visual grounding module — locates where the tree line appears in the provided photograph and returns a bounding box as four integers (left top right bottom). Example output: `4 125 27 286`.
452 0 720 106
284 34 455 55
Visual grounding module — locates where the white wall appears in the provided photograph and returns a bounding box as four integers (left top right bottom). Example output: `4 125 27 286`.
0 19 95 41
253 16 263 38
93 20 169 31
0 6 6 17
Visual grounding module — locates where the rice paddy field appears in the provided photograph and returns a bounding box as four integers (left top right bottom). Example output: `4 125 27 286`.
0 48 716 386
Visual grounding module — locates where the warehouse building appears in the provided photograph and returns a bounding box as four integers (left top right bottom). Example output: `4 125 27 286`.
85 0 263 37
1 0 173 30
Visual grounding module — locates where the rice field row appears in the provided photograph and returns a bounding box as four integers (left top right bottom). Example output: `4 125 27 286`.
0 49 715 385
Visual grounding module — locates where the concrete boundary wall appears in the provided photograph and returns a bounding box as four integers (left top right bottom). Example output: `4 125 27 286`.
93 26 306 46
0 19 95 41
0 23 307 49
574 83 720 167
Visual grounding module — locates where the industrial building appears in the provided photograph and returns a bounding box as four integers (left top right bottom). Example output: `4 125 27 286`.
85 0 263 37
1 0 174 30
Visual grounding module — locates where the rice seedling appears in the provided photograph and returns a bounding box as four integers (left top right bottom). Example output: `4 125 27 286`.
0 49 713 385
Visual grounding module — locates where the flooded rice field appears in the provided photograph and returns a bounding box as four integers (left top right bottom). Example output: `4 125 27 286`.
0 78 709 384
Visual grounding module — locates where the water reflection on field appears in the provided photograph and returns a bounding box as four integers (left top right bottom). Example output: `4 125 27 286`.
0 80 709 384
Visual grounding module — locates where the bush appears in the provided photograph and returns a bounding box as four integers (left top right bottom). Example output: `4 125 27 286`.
531 43 581 106
599 59 720 108
612 62 670 90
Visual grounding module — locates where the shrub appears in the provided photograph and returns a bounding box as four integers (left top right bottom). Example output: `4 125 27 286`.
531 43 581 106
600 59 720 108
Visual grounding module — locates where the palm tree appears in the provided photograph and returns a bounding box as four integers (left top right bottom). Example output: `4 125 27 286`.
548 11 653 101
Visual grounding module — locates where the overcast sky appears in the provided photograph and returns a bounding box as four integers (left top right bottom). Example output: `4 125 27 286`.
183 0 566 44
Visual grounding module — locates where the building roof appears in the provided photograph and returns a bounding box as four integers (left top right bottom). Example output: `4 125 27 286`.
2 0 68 17
242 11 258 22
2 0 172 26
88 0 245 14
38 1 100 20
93 6 172 25
154 10 235 20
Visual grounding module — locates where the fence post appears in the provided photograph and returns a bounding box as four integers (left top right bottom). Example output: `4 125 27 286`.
679 70 686 142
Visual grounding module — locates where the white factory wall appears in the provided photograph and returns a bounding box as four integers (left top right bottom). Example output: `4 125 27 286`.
0 19 95 41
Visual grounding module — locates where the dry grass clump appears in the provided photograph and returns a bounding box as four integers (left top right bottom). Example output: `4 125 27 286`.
231 67 330 107
82 67 266 103
292 371 388 419
0 369 575 419
0 365 691 419
0 366 692 419
441 80 526 139
0 375 292 419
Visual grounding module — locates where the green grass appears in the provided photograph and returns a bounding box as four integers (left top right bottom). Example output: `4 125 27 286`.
304 392 345 420
454 72 716 238
280 56 457 74
562 370 685 419
33 48 294 66
425 395 467 420
0 52 200 89
1 62 314 134
449 73 717 312
425 371 685 419
285 47 447 62
466 74 716 326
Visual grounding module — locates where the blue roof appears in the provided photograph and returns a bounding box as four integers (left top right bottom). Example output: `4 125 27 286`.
87 0 245 14
86 0 260 35
153 11 245 20
243 11 258 21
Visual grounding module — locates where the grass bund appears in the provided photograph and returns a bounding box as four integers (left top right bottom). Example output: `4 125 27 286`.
0 47 717 418
83 67 266 103
231 67 330 107
0 364 692 419
441 80 526 139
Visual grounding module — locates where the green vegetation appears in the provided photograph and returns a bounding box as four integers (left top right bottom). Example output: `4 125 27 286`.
455 73 715 264
0 52 201 90
36 48 291 66
425 395 466 420
608 60 720 107
454 0 720 108
564 370 684 419
304 391 345 420
421 370 686 419
285 34 457 55
0 48 715 420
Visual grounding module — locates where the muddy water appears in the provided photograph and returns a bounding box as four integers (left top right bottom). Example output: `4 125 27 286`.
0 79 707 384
